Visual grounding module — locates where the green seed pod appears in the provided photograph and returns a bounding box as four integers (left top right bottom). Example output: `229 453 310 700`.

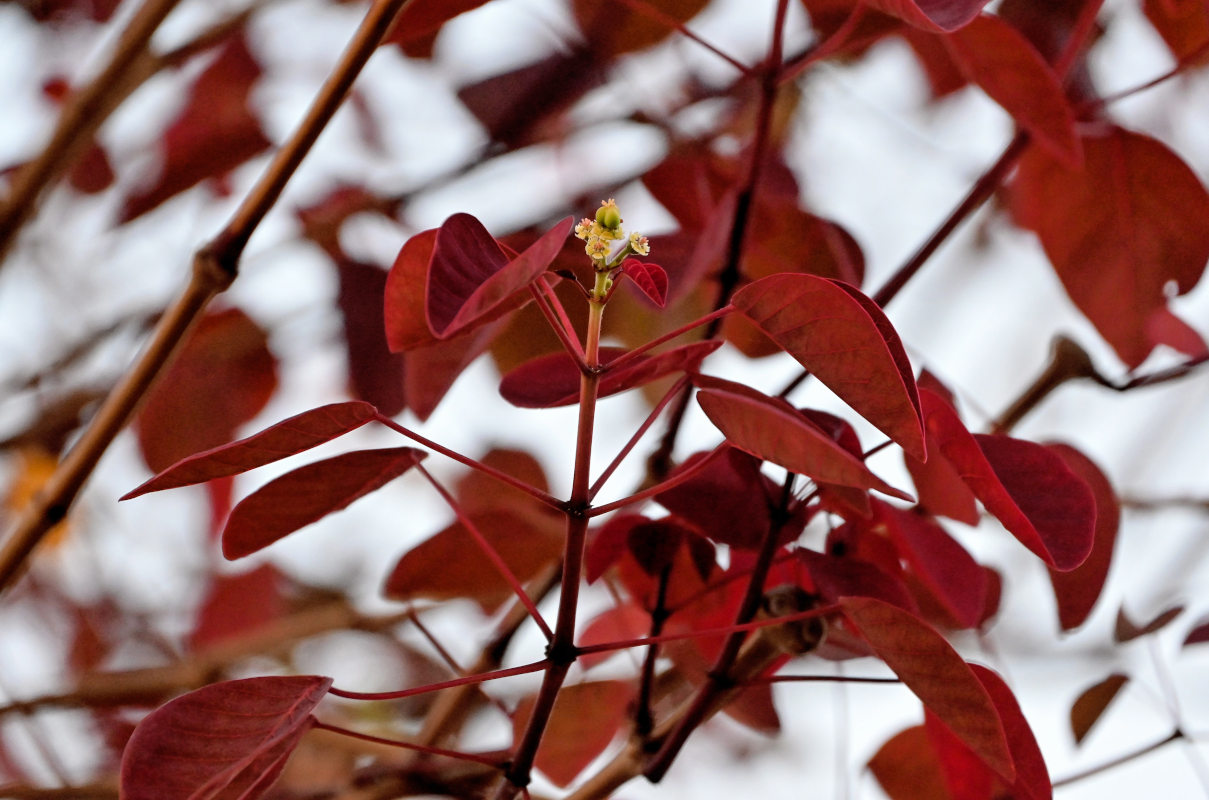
595 202 622 230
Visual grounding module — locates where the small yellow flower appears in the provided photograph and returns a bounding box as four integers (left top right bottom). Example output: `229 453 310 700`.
574 218 594 240
586 236 610 259
628 232 650 256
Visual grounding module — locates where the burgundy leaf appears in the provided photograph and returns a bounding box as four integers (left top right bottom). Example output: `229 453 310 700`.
1142 0 1209 65
1070 673 1128 745
120 34 272 221
512 680 634 787
124 402 378 500
1114 604 1184 643
1045 444 1118 631
499 341 721 408
119 675 331 800
427 214 571 340
970 665 1050 800
840 597 1014 781
404 317 509 421
335 257 408 415
695 378 912 500
1011 125 1209 367
799 549 918 613
731 273 925 460
868 726 952 800
619 260 668 307
384 228 439 352
222 447 425 559
1185 618 1209 648
578 603 650 669
867 0 990 32
384 0 493 55
920 390 1095 571
189 564 285 651
656 448 780 550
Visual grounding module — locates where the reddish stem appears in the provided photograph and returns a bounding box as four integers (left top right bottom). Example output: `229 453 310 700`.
311 719 506 767
602 307 734 373
588 444 728 517
328 659 549 701
612 0 752 75
528 282 586 369
589 376 690 501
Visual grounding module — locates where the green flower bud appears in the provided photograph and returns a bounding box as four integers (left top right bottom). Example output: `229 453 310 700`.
595 198 622 230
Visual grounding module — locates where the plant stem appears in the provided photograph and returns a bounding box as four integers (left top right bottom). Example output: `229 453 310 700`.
1052 730 1183 788
328 660 550 702
311 720 506 767
589 376 690 501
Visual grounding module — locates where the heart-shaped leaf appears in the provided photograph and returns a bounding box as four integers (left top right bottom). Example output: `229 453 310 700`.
499 341 721 408
120 675 332 800
731 273 925 461
920 390 1095 571
620 260 668 307
123 402 379 499
840 597 1014 781
695 377 912 500
427 214 571 340
944 14 1079 165
222 447 425 559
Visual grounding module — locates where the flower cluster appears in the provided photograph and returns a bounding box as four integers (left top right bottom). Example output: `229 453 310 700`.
574 198 650 271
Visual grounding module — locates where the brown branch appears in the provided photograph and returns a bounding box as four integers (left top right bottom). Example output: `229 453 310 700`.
1052 729 1183 788
0 0 414 596
990 335 1100 434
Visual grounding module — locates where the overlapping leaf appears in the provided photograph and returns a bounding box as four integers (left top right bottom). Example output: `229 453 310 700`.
868 725 952 800
620 261 669 307
866 0 990 32
695 377 912 500
840 597 1014 780
120 675 331 800
919 390 1095 571
499 341 720 408
1142 0 1209 64
1011 125 1209 367
730 273 925 460
944 14 1079 165
223 447 425 559
124 402 378 499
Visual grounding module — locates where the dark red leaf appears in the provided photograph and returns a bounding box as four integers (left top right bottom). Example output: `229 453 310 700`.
868 726 953 800
919 390 1095 571
335 258 408 416
721 683 782 734
119 675 332 800
384 228 439 352
189 564 284 651
1185 618 1209 647
970 665 1050 800
499 341 721 408
902 27 969 99
512 680 634 787
120 34 271 221
839 597 1014 781
905 425 980 525
731 273 925 460
944 14 1079 165
427 214 570 339
1011 125 1209 367
799 549 918 613
579 603 650 669
924 711 994 800
69 142 115 194
384 509 563 612
124 401 378 500
620 260 668 307
383 0 492 54
573 0 711 56
1070 673 1128 745
403 317 509 421
1045 444 1118 631
878 502 986 628
1114 604 1184 643
222 447 425 559
1143 0 1209 65
866 0 990 32
695 378 912 500
656 448 780 550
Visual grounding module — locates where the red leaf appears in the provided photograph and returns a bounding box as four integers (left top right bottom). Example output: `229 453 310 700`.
969 665 1050 800
1070 673 1128 745
1011 125 1209 367
722 683 782 734
695 378 912 500
222 447 425 559
579 603 651 670
124 401 378 499
839 597 1014 781
573 0 711 56
121 34 272 221
944 15 1079 166
866 0 990 32
512 680 634 787
69 142 115 194
868 726 953 800
620 260 668 307
1114 604 1184 643
877 502 986 628
499 341 721 408
384 228 439 352
919 390 1095 571
1185 618 1209 647
655 448 782 550
1143 0 1209 65
924 711 994 800
731 274 925 461
427 214 571 340
404 318 508 421
384 0 492 53
189 564 284 651
335 257 408 416
799 549 918 614
119 675 331 800
1045 444 1118 631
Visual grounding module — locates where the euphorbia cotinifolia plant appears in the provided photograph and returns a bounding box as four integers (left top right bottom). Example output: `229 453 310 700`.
117 196 1097 799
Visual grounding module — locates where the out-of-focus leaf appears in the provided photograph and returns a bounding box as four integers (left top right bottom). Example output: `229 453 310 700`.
944 14 1079 165
731 273 925 460
579 603 651 670
188 564 285 651
868 725 953 800
222 448 425 559
1143 0 1209 65
499 341 720 408
121 33 272 221
919 390 1095 571
124 402 377 499
335 257 408 415
840 597 1014 781
902 27 968 98
970 665 1050 800
383 0 492 57
1045 444 1118 631
865 0 990 32
695 378 912 500
1185 618 1209 647
573 0 711 57
656 448 780 550
1114 604 1184 643
799 549 918 613
403 317 508 421
1070 673 1128 745
513 680 634 787
1011 125 1209 368
119 675 332 800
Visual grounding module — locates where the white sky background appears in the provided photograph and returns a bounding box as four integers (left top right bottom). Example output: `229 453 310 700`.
2 0 1209 797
